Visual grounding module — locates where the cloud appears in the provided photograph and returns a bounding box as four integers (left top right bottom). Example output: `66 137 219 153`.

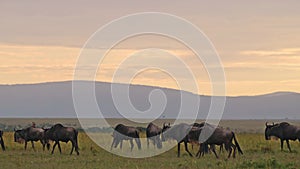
0 43 300 96
240 48 300 57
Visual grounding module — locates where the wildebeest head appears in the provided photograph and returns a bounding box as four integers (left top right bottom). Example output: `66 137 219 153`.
265 122 276 140
161 123 171 142
0 130 3 137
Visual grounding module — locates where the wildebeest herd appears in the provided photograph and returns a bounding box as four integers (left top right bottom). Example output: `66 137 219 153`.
0 121 300 158
111 122 243 158
13 123 79 155
109 121 300 158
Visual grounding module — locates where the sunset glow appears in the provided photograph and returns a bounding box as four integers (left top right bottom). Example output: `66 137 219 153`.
1 1 299 96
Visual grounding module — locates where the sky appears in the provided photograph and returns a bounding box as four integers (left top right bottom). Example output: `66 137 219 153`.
0 0 299 96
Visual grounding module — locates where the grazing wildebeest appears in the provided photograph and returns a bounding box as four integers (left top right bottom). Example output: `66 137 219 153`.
14 127 50 151
163 123 195 157
44 124 79 155
146 122 163 149
111 124 141 151
190 125 243 158
192 123 225 154
0 130 5 151
161 123 171 142
265 122 300 152
146 122 170 149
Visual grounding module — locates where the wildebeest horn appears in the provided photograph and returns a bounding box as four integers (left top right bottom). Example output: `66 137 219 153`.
272 122 275 126
163 123 166 127
265 122 268 127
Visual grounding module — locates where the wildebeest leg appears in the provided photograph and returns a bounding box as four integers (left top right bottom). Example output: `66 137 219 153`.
119 140 123 149
196 148 200 158
74 138 79 155
184 141 193 157
219 144 223 154
114 139 120 149
177 143 181 157
211 145 219 159
130 139 134 151
280 139 284 151
70 141 75 155
147 138 149 149
51 141 58 154
231 143 237 158
0 136 5 151
31 141 36 151
196 144 201 158
57 142 62 154
286 140 292 152
41 140 45 151
135 138 142 150
110 138 116 150
227 145 232 158
24 141 28 150
47 142 51 151
196 144 204 158
75 145 79 155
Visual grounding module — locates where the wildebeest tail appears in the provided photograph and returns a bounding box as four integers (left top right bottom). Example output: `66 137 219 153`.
232 132 243 155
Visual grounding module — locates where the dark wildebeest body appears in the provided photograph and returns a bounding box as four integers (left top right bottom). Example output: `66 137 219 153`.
0 130 5 151
44 124 79 155
190 123 214 153
146 123 170 149
14 127 50 151
163 123 196 157
265 122 300 152
188 125 243 158
111 124 141 151
146 122 163 149
192 123 226 154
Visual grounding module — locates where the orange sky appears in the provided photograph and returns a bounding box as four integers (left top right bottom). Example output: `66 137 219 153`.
0 1 299 96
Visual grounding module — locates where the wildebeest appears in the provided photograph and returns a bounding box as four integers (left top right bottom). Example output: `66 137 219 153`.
163 123 194 157
190 124 243 158
187 123 242 158
146 122 170 149
265 122 300 152
0 130 5 151
44 123 79 155
161 123 171 142
14 127 50 151
111 124 141 151
146 122 163 149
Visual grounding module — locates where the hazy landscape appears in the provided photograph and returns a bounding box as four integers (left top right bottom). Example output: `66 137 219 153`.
1 1 300 168
0 81 299 119
0 82 299 169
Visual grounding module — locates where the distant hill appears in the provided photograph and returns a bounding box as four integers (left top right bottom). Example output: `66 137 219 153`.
0 81 299 119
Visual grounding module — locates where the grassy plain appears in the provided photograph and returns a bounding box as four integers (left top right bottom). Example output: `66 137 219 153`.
0 119 300 169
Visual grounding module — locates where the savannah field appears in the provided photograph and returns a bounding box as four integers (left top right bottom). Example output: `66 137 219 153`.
0 119 300 169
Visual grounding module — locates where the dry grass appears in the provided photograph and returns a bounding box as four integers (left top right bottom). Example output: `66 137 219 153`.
0 130 300 169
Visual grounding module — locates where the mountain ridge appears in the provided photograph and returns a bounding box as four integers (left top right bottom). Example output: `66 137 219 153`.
0 81 299 119
0 80 297 97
